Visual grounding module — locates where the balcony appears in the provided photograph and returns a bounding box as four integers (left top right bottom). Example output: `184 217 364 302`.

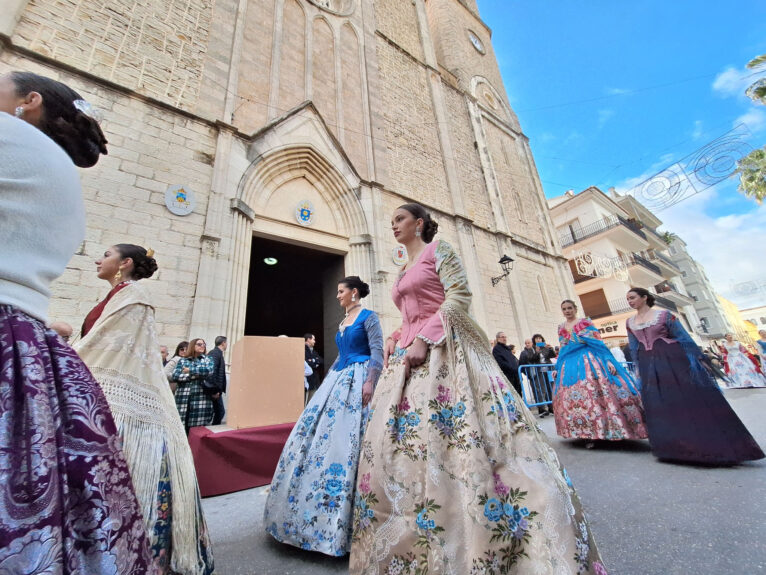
647 249 681 276
621 252 664 286
642 226 670 250
559 214 647 250
655 281 694 306
654 294 679 313
586 297 634 320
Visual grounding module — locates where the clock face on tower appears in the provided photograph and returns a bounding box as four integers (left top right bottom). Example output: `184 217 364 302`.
467 30 485 54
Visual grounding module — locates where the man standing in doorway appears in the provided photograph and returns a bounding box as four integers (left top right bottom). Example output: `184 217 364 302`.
207 336 228 425
492 332 522 396
304 333 324 405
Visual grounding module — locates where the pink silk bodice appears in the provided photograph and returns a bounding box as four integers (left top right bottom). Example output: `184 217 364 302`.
391 241 447 348
626 310 676 351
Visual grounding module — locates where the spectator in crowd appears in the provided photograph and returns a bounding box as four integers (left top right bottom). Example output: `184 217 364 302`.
207 336 228 424
173 338 215 432
492 331 521 395
164 341 188 393
519 336 555 417
304 332 324 405
160 344 169 366
49 320 73 342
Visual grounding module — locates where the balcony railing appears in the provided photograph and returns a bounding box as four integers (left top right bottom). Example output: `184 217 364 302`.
655 280 681 295
559 214 646 248
654 294 679 313
621 253 662 275
648 250 680 272
586 297 634 320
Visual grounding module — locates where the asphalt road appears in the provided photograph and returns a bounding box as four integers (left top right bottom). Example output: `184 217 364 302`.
202 388 766 575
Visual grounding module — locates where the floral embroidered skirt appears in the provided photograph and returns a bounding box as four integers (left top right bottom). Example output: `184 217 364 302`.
150 447 215 575
264 360 370 556
552 351 648 440
0 306 153 573
349 336 607 575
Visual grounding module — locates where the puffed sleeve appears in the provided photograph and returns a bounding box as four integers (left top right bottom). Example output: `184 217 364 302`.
364 311 384 388
417 240 471 346
666 313 713 384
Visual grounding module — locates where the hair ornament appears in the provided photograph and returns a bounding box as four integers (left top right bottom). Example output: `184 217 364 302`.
73 99 103 123
145 248 155 258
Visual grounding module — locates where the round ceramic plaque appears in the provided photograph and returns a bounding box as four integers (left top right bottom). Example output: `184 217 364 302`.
393 244 408 266
295 200 315 226
164 184 195 216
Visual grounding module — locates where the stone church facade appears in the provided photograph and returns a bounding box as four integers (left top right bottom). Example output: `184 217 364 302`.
1 0 575 352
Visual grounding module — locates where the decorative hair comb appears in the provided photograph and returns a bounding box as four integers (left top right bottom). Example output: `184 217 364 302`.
73 99 103 123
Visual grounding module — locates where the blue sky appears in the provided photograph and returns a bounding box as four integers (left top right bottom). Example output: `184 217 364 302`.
477 0 766 309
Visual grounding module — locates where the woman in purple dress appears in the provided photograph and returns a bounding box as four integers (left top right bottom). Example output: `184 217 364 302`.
626 287 764 465
0 72 153 572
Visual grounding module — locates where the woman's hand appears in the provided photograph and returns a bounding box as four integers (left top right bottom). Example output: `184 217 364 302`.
608 363 617 375
182 367 190 374
404 337 429 379
362 381 374 406
383 338 396 368
211 392 221 400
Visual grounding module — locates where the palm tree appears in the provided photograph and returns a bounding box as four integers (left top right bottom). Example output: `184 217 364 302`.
745 54 766 104
734 55 766 203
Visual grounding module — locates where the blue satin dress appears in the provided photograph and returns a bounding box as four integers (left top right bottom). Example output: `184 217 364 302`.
264 308 383 555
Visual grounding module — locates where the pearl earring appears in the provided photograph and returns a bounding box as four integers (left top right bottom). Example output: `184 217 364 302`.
14 106 23 118
352 295 356 302
415 228 421 237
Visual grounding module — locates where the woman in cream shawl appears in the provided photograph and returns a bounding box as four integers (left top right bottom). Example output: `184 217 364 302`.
74 244 214 575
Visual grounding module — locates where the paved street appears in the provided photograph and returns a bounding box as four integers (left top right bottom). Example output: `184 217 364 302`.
202 389 766 575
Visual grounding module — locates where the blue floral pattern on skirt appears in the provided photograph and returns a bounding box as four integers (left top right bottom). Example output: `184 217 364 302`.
264 360 371 556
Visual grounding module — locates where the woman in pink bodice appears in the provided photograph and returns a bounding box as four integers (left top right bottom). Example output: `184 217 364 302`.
349 203 607 575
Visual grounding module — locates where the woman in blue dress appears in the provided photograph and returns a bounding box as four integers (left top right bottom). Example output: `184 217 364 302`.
264 276 384 555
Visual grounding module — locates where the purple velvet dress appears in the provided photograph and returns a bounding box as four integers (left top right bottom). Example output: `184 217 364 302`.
627 310 764 464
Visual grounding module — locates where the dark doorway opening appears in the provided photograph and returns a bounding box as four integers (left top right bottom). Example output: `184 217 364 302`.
245 235 345 366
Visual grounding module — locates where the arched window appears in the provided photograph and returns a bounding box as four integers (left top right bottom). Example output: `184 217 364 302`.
512 191 526 222
537 275 550 312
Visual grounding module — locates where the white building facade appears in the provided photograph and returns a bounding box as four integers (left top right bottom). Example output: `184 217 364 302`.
548 187 700 343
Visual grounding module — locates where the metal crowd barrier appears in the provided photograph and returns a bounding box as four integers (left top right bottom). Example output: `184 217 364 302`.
517 361 640 408
517 364 555 408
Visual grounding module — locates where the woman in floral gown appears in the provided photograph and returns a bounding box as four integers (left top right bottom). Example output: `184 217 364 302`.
626 288 764 464
720 333 766 388
74 244 215 574
349 204 606 575
0 71 153 573
264 276 383 556
553 299 647 446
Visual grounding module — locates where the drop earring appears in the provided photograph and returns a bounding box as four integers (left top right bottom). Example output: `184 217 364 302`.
14 106 23 118
415 228 421 237
114 269 122 281
352 294 356 302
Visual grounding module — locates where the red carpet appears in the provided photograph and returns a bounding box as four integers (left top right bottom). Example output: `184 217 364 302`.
188 422 294 497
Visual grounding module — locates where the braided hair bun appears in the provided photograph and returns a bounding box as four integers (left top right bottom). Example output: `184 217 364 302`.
339 276 370 298
10 71 108 167
114 244 158 280
399 203 439 243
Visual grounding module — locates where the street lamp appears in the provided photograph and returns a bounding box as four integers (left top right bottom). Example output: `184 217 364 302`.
491 255 514 287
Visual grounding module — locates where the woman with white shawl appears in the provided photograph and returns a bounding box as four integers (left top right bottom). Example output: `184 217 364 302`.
74 243 215 575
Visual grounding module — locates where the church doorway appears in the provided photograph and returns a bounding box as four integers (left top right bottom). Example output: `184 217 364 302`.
245 235 346 367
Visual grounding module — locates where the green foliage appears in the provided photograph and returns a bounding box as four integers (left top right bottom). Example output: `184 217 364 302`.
746 54 766 104
735 147 766 204
661 231 678 245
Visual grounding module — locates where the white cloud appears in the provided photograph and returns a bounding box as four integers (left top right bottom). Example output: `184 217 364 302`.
613 153 678 194
712 66 752 98
692 120 704 140
656 188 766 308
734 107 766 133
598 109 615 128
606 87 631 96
